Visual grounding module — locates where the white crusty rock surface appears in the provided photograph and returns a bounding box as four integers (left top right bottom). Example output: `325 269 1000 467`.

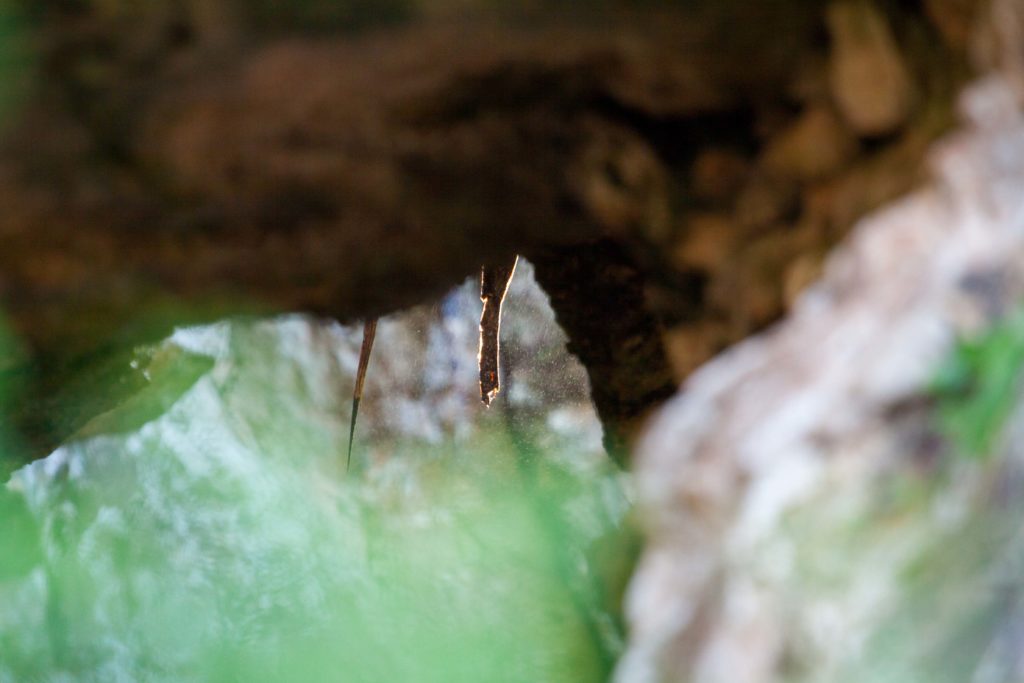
0 264 622 683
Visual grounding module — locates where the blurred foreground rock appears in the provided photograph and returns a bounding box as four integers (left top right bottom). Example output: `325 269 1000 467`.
620 73 1024 683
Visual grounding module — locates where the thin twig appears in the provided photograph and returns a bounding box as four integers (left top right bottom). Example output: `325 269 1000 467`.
347 318 378 472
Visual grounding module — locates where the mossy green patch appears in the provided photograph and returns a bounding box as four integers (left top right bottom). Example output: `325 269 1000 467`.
931 311 1024 458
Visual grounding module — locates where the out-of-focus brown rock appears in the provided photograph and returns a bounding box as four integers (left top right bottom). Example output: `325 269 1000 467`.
827 0 916 136
0 12 759 456
570 120 673 242
925 0 982 50
708 226 820 333
671 213 741 273
760 106 859 181
690 149 751 205
802 131 930 235
0 0 975 457
788 55 831 105
734 173 800 231
662 322 732 382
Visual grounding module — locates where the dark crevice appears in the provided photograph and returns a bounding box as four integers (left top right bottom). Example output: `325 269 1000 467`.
528 238 678 465
590 94 761 168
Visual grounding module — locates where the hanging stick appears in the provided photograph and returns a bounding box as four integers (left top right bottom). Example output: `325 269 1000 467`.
347 318 378 471
478 255 519 406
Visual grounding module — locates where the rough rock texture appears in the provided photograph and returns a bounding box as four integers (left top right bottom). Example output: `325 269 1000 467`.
618 72 1024 683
